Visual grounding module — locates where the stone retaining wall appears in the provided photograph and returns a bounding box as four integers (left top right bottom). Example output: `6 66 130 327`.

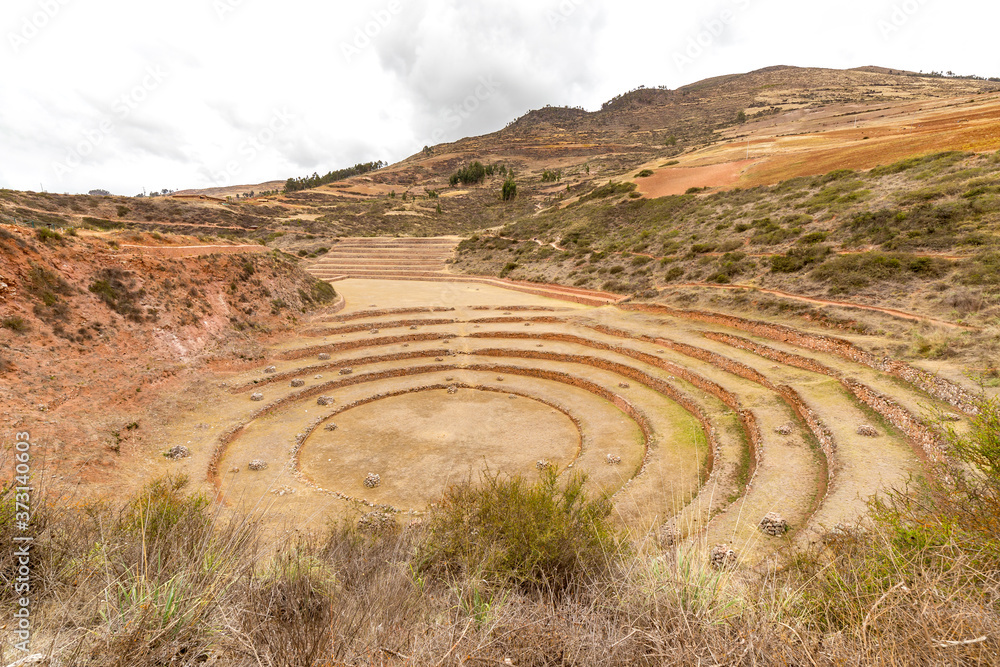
211 361 652 485
704 332 946 464
278 333 457 360
324 307 456 323
621 304 978 414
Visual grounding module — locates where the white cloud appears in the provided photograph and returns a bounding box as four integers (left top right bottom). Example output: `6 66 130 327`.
1 0 997 195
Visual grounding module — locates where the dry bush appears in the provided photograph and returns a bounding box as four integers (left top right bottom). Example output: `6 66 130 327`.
5 399 1000 665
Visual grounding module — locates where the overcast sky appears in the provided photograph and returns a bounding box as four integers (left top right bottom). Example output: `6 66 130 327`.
1 0 997 195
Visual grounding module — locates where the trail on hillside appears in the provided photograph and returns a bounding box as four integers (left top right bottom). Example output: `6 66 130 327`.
661 282 977 330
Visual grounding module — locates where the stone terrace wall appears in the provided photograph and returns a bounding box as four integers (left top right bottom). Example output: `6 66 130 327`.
705 332 946 464
468 333 760 482
622 304 979 414
277 333 457 360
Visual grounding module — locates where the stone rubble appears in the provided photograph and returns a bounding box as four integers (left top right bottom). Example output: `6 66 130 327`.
248 459 268 471
364 472 381 488
318 353 331 360
774 423 794 435
856 424 879 437
605 454 622 465
250 393 264 402
357 510 396 533
759 512 789 537
710 544 738 570
164 445 190 460
290 379 306 387
317 396 335 406
264 366 277 374
339 367 354 375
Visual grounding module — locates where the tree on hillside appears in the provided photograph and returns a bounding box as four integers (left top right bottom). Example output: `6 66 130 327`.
502 178 517 201
284 161 386 193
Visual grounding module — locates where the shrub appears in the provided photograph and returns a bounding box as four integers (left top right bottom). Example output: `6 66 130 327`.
635 169 654 178
1 316 28 332
663 266 685 281
580 181 637 202
770 245 831 273
811 252 947 290
419 469 622 593
501 178 517 201
960 251 1000 285
89 268 147 322
450 161 489 186
82 216 124 230
541 169 562 183
36 227 63 243
116 205 131 218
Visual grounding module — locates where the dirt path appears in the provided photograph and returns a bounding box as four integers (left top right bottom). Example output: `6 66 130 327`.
121 244 269 258
663 282 977 330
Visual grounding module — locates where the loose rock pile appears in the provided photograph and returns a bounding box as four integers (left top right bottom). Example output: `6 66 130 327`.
364 472 381 488
317 396 335 406
264 366 277 374
774 423 794 435
823 523 868 544
290 379 306 387
164 445 190 460
248 459 268 471
710 544 738 570
856 424 879 437
536 460 551 470
447 385 458 395
409 325 418 330
658 523 680 548
618 382 630 389
357 511 396 533
324 423 338 432
606 454 622 465
339 368 354 375
318 353 331 361
250 393 264 402
759 512 789 537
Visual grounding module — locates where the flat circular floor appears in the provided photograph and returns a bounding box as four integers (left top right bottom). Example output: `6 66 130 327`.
298 387 582 509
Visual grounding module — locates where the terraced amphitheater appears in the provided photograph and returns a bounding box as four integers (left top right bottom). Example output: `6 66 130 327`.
307 237 626 305
166 270 976 567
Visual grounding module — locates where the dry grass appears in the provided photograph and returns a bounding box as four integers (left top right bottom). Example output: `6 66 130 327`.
3 400 1000 665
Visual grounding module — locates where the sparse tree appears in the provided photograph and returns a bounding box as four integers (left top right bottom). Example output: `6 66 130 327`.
501 178 517 201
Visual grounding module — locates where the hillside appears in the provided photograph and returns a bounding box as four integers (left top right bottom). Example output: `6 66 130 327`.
4 65 1000 666
0 224 338 494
